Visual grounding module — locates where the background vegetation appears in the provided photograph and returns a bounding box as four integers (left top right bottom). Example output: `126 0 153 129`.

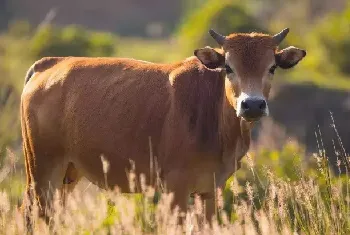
0 0 350 234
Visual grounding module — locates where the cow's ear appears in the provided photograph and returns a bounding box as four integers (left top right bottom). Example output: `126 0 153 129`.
275 46 306 69
194 46 225 69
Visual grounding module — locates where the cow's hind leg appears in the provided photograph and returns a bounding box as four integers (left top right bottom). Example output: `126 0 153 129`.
23 155 68 231
21 82 68 231
22 125 68 230
31 155 68 226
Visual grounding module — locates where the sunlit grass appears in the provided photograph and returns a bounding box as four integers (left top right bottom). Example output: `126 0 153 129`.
0 141 349 234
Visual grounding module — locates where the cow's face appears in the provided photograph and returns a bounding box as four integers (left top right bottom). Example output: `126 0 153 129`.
198 28 306 122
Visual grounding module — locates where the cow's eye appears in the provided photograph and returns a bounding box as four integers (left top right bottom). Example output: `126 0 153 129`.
269 65 277 74
225 64 234 74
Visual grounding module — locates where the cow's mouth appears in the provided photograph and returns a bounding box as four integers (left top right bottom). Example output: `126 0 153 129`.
242 116 261 123
238 110 267 123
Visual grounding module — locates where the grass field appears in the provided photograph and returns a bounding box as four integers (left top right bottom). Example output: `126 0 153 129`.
0 140 349 234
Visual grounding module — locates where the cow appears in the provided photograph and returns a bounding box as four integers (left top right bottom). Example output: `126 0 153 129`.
20 28 306 227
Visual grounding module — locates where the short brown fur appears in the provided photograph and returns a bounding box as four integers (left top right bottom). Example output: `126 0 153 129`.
21 55 246 225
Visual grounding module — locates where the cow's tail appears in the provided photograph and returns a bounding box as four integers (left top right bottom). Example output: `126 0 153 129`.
24 64 35 86
20 99 35 232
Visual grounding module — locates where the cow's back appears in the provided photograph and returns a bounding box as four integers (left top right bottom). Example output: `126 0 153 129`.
22 57 174 190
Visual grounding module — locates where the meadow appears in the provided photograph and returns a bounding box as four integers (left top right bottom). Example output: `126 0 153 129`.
0 140 349 234
1 0 350 234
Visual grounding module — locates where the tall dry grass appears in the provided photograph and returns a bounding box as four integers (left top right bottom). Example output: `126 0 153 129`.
0 139 349 235
0 115 348 234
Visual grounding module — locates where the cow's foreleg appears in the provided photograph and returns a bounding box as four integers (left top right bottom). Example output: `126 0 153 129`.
164 170 191 224
204 197 216 223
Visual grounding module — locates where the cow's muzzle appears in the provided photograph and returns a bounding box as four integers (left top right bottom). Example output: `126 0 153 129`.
237 97 268 121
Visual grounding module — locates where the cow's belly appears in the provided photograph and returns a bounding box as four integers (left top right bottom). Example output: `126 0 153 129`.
71 146 153 192
63 92 168 191
66 121 161 192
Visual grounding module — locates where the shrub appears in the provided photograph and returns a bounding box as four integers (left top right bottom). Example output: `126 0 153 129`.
175 0 265 56
312 5 350 75
30 24 117 59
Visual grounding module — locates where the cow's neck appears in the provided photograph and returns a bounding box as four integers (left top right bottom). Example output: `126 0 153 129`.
220 82 252 160
170 64 251 157
220 97 251 152
213 91 252 187
221 80 252 147
171 64 226 154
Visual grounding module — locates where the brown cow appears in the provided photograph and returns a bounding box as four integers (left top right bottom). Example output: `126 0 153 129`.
20 28 306 226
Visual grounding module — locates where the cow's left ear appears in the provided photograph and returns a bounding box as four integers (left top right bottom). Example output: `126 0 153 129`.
275 46 307 69
194 46 225 69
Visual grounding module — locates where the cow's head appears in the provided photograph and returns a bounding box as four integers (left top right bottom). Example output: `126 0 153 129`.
194 28 306 122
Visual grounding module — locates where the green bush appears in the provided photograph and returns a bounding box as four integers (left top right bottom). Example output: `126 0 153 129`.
276 4 350 89
312 5 350 75
30 24 117 59
222 142 350 232
176 0 265 56
223 143 307 212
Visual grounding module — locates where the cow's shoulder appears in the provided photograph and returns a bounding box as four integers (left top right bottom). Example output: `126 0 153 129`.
170 56 224 84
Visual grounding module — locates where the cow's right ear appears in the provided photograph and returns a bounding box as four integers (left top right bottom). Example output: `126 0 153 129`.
194 46 225 69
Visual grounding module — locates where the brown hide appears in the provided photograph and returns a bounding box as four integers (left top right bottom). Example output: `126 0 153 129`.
21 56 248 223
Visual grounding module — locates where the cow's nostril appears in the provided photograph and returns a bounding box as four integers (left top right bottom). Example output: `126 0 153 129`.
239 98 267 120
259 100 266 110
241 100 249 110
